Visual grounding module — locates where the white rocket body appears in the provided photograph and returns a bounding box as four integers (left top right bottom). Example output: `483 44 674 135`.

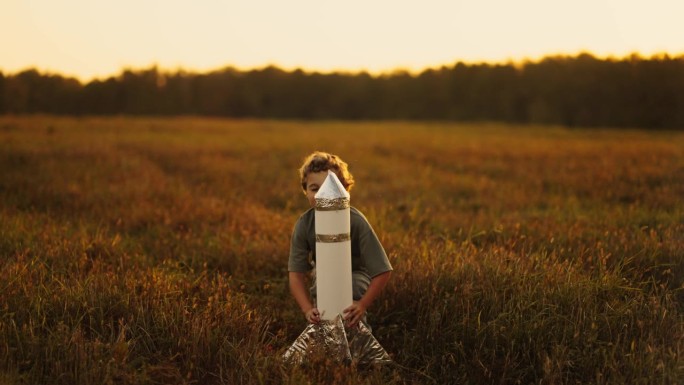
314 171 353 320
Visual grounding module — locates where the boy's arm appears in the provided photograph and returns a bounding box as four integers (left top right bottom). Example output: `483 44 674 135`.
343 270 391 327
288 272 320 323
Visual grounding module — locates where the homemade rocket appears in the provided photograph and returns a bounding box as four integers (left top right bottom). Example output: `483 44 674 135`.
283 171 391 366
314 170 353 320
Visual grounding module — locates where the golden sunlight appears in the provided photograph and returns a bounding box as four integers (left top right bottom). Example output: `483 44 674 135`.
1 0 683 80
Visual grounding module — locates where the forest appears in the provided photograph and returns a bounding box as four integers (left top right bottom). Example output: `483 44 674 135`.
1 53 683 129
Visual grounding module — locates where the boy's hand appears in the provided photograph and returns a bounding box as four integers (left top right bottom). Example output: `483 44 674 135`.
305 307 321 324
343 301 367 328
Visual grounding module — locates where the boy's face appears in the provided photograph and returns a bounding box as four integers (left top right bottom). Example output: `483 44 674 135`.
304 171 329 207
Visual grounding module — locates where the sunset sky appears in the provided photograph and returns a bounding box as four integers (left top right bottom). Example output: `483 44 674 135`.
2 0 683 81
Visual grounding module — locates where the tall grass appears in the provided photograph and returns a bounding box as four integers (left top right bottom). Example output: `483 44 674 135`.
0 116 682 384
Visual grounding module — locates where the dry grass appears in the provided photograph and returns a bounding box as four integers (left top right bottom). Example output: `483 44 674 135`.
0 116 682 384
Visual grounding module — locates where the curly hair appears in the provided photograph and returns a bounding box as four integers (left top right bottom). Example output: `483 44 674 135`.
299 151 355 192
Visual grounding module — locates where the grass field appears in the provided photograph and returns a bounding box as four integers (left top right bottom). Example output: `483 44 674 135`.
0 116 683 384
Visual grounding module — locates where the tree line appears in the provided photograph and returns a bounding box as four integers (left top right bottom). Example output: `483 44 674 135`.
1 53 683 129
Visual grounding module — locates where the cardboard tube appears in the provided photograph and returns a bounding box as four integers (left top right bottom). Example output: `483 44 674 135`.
315 171 353 320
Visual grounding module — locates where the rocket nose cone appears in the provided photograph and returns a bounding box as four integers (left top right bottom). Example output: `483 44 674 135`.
314 170 350 200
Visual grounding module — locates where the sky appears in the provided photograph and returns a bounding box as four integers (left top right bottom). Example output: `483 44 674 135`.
1 0 683 81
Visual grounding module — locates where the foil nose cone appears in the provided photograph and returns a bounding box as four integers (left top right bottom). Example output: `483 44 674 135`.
314 171 350 210
315 170 350 200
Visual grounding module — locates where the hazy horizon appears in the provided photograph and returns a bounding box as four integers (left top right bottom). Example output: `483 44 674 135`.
4 50 683 84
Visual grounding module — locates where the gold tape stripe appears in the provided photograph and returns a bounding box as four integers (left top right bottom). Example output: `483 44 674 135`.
315 197 350 211
316 233 351 243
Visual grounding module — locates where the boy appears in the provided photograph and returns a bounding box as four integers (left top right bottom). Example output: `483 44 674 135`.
288 151 392 328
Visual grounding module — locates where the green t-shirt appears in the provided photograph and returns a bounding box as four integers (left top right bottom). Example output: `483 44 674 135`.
288 206 393 278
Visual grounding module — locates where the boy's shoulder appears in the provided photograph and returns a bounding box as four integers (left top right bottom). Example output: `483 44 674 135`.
349 206 364 217
298 207 315 219
295 208 315 227
350 206 372 227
